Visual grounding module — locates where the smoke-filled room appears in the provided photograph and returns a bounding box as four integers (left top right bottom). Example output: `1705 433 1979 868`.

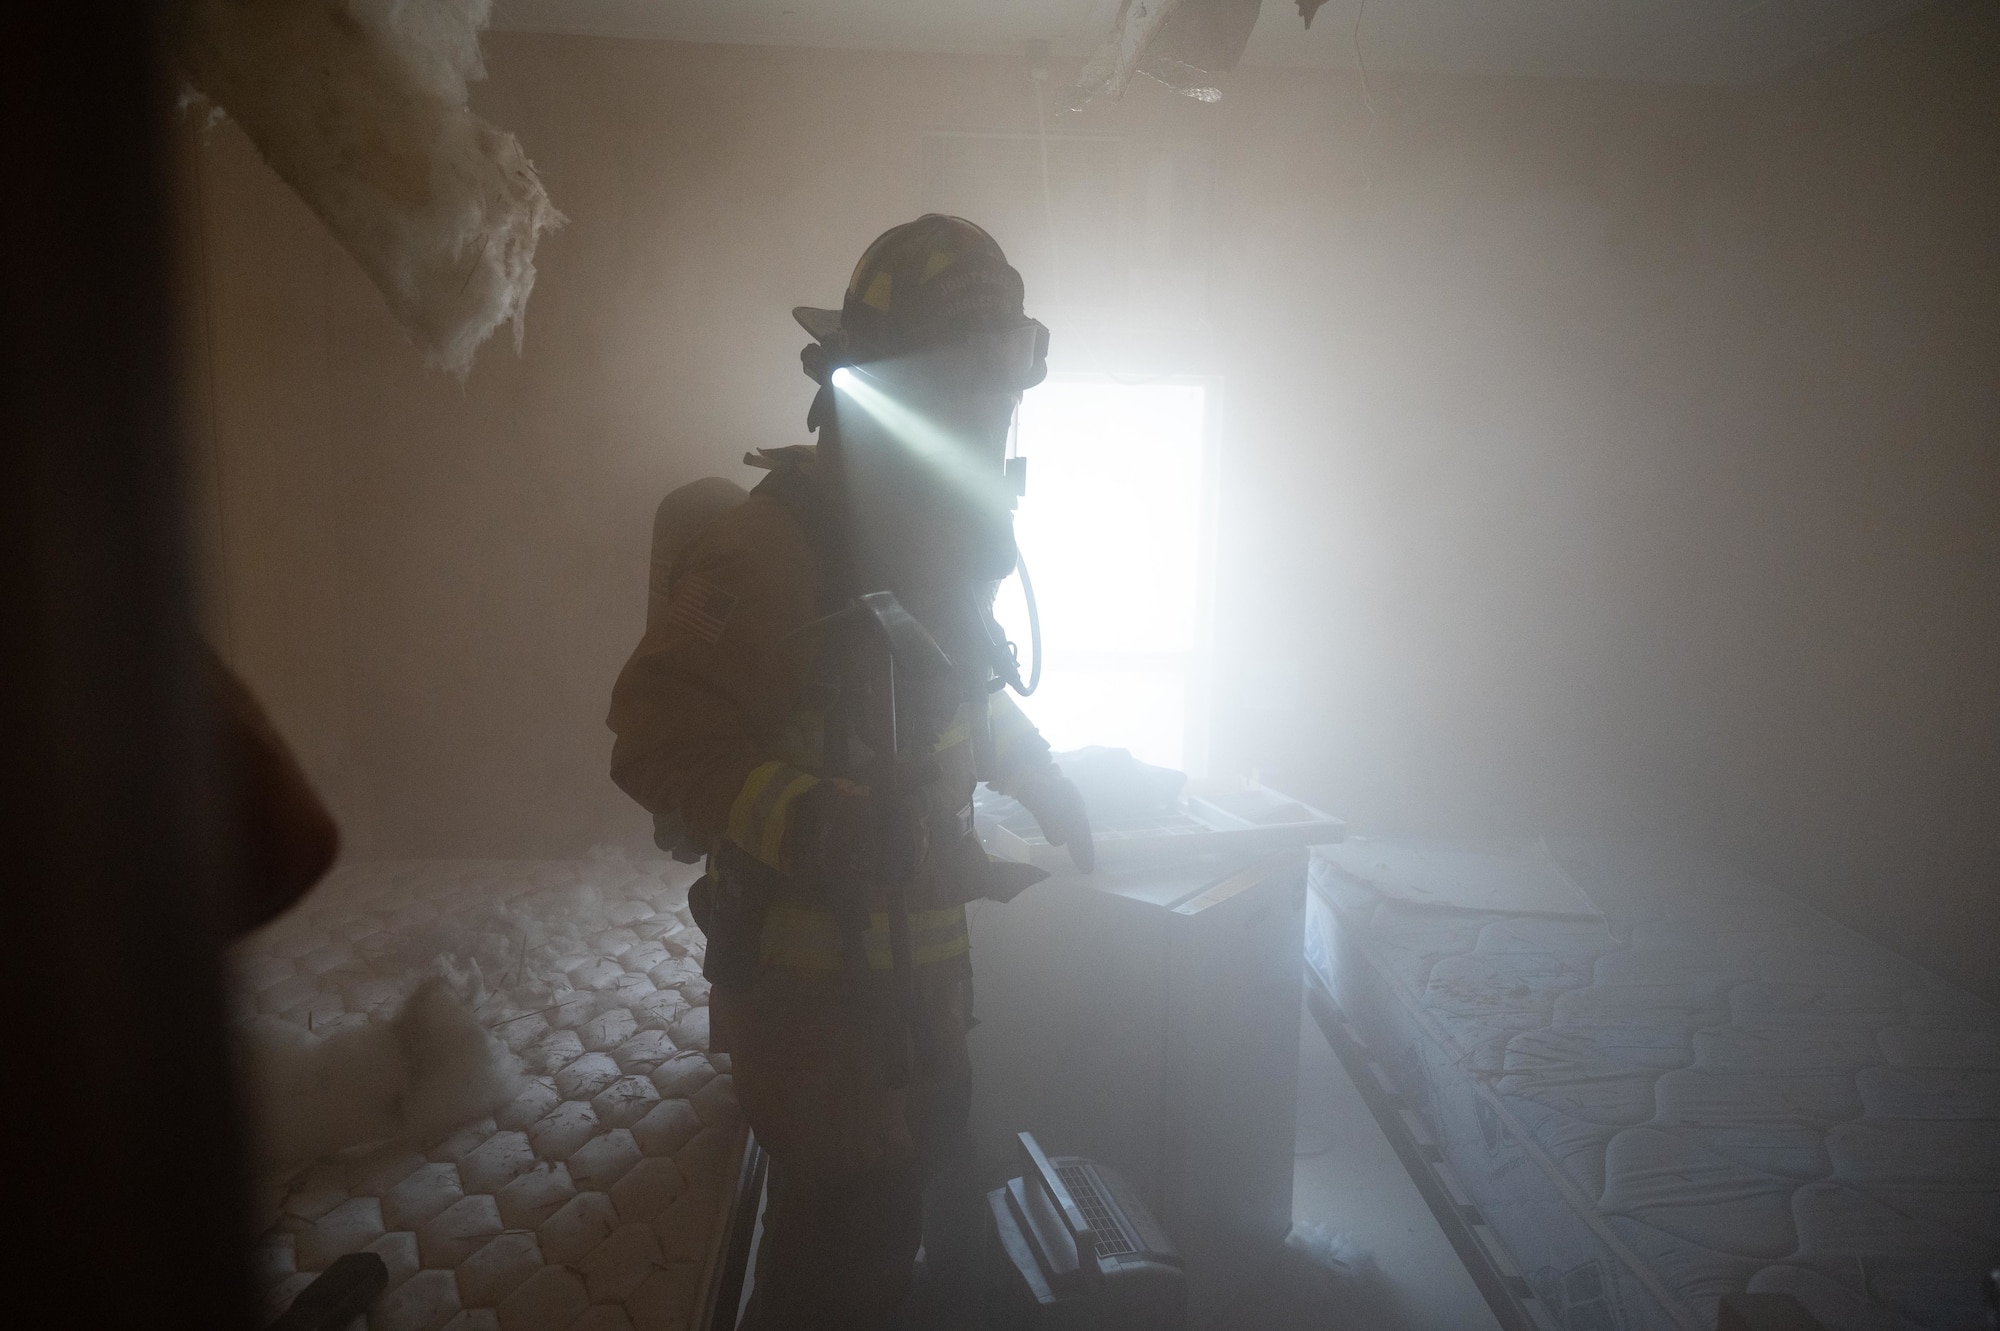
6 1 1998 1328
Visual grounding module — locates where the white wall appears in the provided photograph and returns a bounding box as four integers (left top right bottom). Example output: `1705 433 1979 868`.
176 6 2000 1000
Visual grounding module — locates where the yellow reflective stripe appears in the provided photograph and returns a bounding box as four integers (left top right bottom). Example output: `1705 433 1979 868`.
758 771 818 868
726 762 784 851
758 905 970 972
862 270 893 312
725 762 819 870
930 719 971 755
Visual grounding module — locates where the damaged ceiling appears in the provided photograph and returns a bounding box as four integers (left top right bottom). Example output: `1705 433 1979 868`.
490 0 1934 84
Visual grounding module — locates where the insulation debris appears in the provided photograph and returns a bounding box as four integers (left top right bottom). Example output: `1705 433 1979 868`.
1069 0 1264 108
232 854 735 1325
240 977 526 1185
171 0 564 376
1071 0 1187 107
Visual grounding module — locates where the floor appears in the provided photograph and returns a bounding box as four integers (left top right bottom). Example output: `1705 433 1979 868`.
733 995 1504 1331
1286 998 1504 1331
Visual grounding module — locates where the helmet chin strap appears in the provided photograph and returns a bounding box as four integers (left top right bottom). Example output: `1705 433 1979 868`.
807 382 835 434
800 338 848 433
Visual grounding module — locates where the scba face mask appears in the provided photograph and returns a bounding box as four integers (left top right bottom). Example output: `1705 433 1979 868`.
916 320 1050 394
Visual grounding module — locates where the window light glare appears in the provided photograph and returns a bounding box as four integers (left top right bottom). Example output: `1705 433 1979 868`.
1000 378 1209 772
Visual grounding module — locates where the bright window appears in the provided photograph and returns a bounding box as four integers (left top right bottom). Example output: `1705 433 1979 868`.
994 378 1213 773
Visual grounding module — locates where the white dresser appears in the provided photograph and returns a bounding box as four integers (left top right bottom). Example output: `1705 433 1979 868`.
966 848 1309 1325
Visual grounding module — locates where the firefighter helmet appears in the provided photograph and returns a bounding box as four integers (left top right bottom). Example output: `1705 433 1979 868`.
795 214 1048 388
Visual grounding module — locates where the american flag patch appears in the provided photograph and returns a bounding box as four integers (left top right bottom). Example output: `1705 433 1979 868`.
665 574 736 644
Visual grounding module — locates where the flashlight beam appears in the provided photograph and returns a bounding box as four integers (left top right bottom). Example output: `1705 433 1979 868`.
831 367 1012 508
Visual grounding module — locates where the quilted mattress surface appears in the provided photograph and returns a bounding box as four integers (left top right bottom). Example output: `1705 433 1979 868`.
1306 838 2000 1331
233 857 743 1331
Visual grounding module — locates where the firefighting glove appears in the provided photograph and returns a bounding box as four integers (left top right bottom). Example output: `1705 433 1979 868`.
786 779 874 887
1012 766 1094 872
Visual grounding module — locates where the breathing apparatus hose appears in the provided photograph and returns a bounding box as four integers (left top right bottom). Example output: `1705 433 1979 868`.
1013 548 1042 697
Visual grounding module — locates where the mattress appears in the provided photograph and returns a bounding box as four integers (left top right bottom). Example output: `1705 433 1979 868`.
234 856 743 1331
1305 838 2000 1331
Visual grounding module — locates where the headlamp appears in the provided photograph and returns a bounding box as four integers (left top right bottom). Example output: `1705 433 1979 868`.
805 319 1047 394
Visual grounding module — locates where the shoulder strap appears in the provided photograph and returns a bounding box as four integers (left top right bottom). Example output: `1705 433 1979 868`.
744 445 861 776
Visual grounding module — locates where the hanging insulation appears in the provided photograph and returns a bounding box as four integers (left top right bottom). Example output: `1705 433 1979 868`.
172 0 564 376
1069 0 1265 107
1071 0 1187 108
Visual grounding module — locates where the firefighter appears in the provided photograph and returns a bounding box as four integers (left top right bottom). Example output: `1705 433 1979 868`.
607 214 1092 1329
